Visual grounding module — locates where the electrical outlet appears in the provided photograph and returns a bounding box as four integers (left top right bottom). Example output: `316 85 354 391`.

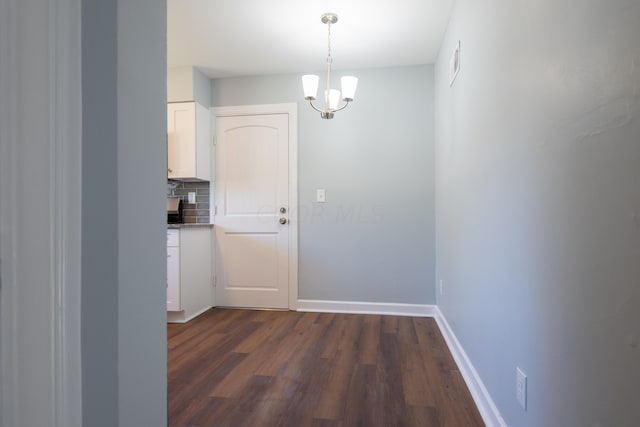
188 192 196 204
439 279 443 295
516 367 527 410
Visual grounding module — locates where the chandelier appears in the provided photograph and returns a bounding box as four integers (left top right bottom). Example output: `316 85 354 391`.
302 13 358 119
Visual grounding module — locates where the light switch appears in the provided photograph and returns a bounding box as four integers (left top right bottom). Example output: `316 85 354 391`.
316 189 326 203
188 192 196 204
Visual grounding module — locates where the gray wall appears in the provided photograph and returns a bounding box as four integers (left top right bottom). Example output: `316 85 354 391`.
82 0 167 425
435 0 640 426
193 67 212 107
211 66 436 304
81 0 118 423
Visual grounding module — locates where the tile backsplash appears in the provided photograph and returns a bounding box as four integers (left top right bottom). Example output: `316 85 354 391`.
167 180 211 224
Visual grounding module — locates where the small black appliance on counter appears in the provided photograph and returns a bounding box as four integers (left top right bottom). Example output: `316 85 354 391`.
167 197 183 224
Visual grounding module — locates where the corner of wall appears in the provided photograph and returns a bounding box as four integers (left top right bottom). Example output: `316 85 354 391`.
434 308 507 427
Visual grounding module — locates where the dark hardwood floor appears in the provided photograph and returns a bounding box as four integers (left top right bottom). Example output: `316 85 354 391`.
168 308 485 427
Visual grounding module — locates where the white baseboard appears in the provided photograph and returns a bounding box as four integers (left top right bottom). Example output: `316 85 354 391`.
185 306 213 322
167 306 212 324
435 307 507 427
297 299 437 317
167 310 186 323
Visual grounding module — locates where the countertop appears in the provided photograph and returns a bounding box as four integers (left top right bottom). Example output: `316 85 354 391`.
167 223 214 229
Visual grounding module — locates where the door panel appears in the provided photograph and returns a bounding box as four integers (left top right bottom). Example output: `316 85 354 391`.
224 126 279 215
225 233 279 290
215 114 290 309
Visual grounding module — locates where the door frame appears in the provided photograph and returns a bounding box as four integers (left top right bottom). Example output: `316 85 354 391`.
211 103 298 310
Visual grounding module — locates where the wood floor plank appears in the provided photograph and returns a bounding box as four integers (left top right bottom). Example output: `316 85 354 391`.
358 315 380 365
168 351 247 425
231 311 291 353
341 363 379 427
318 315 342 359
217 374 280 427
312 348 358 420
168 308 485 427
310 419 343 427
172 397 226 427
405 405 442 426
401 342 437 407
278 356 332 426
169 319 261 380
206 357 263 398
381 314 399 334
377 331 410 426
398 315 420 344
313 315 363 420
254 314 326 377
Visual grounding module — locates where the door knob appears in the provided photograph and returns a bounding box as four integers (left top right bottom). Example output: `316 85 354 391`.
279 217 287 225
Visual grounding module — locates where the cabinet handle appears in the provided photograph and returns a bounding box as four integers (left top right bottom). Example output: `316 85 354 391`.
168 168 173 173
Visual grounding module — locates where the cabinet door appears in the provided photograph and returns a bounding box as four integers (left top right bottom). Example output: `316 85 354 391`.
167 229 180 247
167 102 196 179
167 246 180 311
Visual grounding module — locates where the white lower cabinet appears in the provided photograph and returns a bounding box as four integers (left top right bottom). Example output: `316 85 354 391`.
166 227 213 323
166 245 180 311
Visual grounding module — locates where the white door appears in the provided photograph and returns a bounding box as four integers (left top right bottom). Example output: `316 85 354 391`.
214 113 293 309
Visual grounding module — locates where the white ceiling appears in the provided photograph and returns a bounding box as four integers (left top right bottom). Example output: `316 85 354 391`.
168 0 455 79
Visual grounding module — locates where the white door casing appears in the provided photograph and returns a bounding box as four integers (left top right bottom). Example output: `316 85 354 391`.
213 104 298 310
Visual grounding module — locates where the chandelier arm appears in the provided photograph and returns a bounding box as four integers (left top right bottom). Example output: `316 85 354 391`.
308 99 325 114
332 100 351 113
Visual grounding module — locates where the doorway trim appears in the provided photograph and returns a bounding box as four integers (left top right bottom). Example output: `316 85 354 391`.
212 103 298 310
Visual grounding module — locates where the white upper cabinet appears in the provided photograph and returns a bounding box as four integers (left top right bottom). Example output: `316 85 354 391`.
167 101 211 181
167 66 211 106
